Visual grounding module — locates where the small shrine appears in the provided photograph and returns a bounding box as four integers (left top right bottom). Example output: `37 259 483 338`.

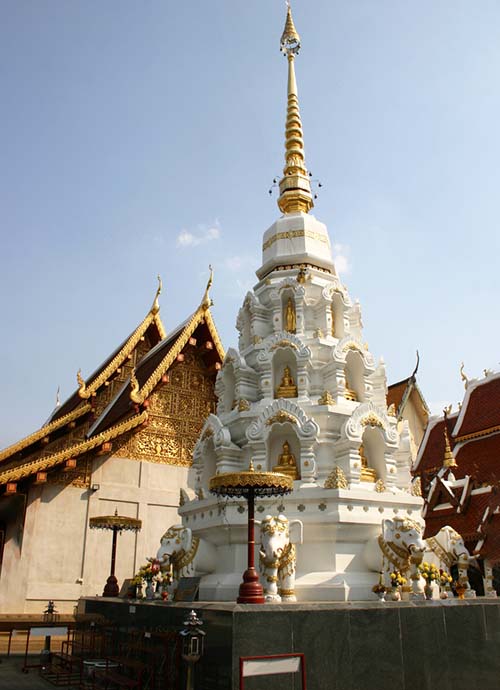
177 5 425 602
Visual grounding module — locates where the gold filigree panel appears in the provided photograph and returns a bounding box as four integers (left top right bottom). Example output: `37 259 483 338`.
115 351 216 466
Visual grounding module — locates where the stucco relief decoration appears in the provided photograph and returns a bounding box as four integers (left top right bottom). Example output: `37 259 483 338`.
270 277 306 301
322 283 349 306
333 336 375 367
257 333 311 366
344 402 398 444
246 399 319 443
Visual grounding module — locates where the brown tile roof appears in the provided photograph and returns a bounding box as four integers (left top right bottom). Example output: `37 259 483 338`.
386 379 409 412
455 375 500 438
423 489 491 542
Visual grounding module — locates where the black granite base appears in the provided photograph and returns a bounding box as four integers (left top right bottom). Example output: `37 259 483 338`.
80 597 500 690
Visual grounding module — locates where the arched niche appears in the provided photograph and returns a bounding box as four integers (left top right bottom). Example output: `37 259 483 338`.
221 362 236 413
345 350 365 402
331 293 345 339
272 349 298 399
281 290 297 334
267 422 301 480
196 437 218 492
361 426 386 482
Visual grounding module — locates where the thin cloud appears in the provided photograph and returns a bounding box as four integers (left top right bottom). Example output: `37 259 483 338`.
176 221 221 248
333 243 351 275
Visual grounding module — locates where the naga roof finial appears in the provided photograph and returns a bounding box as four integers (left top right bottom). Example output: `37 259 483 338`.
460 361 470 389
277 3 314 215
77 369 87 397
151 275 162 315
201 265 214 310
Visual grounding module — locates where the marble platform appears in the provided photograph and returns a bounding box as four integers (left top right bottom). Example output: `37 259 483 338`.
80 596 500 690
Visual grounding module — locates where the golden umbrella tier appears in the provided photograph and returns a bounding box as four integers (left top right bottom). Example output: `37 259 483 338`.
209 467 293 498
89 511 142 532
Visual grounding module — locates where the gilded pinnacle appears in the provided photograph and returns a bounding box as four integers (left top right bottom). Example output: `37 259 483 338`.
443 424 457 469
277 5 314 215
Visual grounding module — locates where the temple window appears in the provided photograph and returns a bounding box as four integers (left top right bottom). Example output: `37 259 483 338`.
345 350 365 402
330 293 344 339
222 363 236 413
359 426 386 483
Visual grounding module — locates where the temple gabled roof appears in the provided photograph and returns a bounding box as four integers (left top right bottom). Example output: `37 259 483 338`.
88 303 224 436
0 274 224 488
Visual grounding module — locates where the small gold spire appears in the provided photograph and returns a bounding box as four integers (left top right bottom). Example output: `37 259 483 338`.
442 410 457 469
248 459 255 472
278 4 314 215
201 265 214 310
151 275 162 315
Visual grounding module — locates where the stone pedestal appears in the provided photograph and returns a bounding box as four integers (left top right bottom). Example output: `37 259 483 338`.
80 596 500 690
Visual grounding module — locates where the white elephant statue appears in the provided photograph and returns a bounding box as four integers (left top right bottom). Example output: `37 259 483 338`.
156 524 216 590
259 514 303 603
364 517 426 597
426 526 476 597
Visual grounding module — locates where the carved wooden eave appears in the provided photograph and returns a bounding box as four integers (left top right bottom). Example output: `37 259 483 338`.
0 403 92 465
0 411 148 487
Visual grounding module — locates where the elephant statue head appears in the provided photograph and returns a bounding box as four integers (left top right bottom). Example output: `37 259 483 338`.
260 514 303 561
156 524 193 567
382 517 426 564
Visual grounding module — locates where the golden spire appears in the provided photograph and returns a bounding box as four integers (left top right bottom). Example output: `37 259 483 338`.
278 3 314 215
442 409 457 469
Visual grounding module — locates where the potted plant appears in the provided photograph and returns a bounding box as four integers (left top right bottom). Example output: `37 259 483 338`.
418 561 440 599
389 570 407 600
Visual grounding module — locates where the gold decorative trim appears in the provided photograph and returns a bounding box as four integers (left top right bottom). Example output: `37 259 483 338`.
171 536 200 575
263 230 328 252
361 413 384 429
134 306 225 404
324 466 348 489
266 411 297 426
89 513 142 531
269 339 299 351
318 391 335 406
209 470 293 492
455 423 500 443
0 404 92 463
0 411 148 486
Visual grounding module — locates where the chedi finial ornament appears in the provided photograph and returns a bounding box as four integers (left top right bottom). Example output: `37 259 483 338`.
277 3 314 215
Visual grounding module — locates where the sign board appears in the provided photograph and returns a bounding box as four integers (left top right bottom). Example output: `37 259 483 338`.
119 578 135 597
240 654 306 690
29 627 68 637
173 577 201 602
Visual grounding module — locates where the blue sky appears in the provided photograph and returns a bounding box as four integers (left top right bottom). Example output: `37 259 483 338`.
1 1 500 447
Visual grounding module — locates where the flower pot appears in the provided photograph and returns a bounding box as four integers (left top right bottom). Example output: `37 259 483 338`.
390 587 401 601
424 584 433 600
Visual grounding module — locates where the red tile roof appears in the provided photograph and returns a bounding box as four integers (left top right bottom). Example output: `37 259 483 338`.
455 375 500 438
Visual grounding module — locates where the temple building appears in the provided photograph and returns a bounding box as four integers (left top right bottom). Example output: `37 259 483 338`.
0 277 224 612
178 7 426 601
413 370 500 594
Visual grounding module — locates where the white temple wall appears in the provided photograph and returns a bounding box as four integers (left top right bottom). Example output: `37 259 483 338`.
0 456 189 613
